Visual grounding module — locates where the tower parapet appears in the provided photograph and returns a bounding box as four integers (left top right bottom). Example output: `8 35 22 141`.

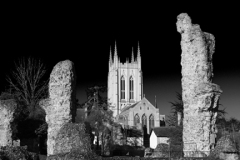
109 43 141 71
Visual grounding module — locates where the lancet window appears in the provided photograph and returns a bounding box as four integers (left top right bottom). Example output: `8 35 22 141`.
129 76 134 100
142 114 147 127
121 76 125 99
149 114 154 132
125 116 128 125
134 114 140 126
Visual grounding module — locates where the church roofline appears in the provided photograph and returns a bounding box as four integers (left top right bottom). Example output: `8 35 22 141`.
120 101 140 113
119 97 155 114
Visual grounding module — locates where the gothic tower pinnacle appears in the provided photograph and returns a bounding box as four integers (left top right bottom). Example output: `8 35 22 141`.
131 47 134 63
155 95 157 108
137 42 141 69
114 41 118 66
137 42 141 58
114 41 118 57
109 46 113 65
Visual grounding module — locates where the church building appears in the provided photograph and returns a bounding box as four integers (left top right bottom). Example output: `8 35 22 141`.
108 43 162 134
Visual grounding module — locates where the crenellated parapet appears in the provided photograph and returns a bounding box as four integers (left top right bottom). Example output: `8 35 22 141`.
109 42 141 71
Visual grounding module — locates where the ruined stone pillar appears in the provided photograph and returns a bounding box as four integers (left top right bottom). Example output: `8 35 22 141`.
0 100 17 146
41 60 76 156
176 13 222 157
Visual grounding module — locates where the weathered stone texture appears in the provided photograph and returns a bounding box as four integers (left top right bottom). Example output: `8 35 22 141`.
211 135 239 160
53 123 92 155
0 146 39 160
177 13 222 157
0 100 17 147
45 123 97 159
41 60 77 156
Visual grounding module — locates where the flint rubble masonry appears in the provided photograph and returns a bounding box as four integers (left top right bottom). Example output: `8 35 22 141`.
176 13 222 157
40 60 76 156
0 100 17 147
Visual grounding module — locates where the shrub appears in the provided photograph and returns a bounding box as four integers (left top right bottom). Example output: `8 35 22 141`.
0 146 38 160
47 149 99 160
152 143 169 158
46 122 99 160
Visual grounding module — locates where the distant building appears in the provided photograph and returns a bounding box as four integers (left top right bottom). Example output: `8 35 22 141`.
119 97 160 134
149 127 175 149
159 115 166 127
108 42 143 117
107 42 165 135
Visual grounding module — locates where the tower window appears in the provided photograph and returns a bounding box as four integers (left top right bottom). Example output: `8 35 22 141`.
121 76 125 99
129 76 134 100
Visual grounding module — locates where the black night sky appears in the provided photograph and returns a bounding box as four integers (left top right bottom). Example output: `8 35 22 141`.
1 4 239 120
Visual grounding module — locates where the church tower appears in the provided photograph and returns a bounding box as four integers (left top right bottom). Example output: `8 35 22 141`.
108 42 143 117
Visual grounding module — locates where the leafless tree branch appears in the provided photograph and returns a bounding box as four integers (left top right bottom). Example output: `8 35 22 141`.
6 57 48 119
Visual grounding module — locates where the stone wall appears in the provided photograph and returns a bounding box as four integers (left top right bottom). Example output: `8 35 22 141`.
176 13 222 157
0 100 17 147
212 135 239 160
40 60 77 156
53 123 92 155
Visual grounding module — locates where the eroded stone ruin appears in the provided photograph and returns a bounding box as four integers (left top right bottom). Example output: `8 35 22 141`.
176 13 222 157
41 60 77 156
0 100 17 147
213 135 239 160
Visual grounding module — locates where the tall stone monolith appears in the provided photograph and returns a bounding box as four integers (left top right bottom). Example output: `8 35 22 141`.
176 13 222 157
40 60 76 156
0 100 17 147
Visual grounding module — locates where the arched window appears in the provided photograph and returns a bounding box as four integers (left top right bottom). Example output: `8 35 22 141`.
134 114 140 126
149 114 154 132
125 116 128 125
118 115 124 124
142 114 147 127
121 76 125 99
129 76 134 100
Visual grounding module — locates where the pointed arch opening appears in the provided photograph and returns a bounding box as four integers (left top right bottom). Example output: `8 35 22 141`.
142 114 147 127
125 116 128 125
121 76 125 99
129 76 134 100
134 114 140 126
149 114 154 132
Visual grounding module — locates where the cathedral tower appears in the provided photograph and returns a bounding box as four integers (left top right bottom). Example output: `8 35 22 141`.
108 42 143 117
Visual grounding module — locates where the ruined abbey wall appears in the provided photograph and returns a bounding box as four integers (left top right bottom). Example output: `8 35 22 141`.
40 60 77 156
0 100 17 147
177 13 222 157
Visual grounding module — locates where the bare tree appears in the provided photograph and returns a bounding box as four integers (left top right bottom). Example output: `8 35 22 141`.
6 57 48 120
